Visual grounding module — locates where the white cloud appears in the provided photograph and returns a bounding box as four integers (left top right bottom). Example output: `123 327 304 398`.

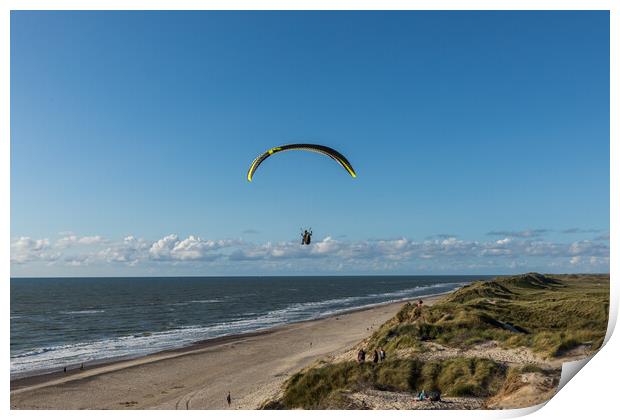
98 236 150 264
149 234 179 260
567 240 608 256
589 256 609 266
149 234 238 261
311 236 341 255
487 229 550 238
568 255 609 269
10 230 610 273
11 237 58 264
56 235 104 248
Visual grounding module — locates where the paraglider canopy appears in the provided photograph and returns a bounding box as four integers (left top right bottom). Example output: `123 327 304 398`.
247 143 356 182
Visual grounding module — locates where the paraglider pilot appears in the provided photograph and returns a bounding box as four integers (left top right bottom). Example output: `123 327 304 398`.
301 229 313 245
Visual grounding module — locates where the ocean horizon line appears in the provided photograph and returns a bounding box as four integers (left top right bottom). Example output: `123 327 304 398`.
11 273 511 280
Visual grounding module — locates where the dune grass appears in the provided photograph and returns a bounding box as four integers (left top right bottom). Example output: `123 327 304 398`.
368 273 609 357
265 273 609 409
270 357 506 409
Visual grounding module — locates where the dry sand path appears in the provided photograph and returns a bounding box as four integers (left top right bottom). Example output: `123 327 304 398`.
330 338 553 369
345 389 486 410
410 341 591 369
403 342 552 367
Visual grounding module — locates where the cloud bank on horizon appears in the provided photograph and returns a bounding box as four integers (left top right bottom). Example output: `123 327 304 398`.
11 229 610 277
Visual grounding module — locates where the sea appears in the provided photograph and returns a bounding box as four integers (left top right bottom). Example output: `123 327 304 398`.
10 275 490 379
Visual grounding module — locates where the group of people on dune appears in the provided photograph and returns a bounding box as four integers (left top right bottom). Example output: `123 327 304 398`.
354 299 439 404
357 347 386 364
356 299 424 365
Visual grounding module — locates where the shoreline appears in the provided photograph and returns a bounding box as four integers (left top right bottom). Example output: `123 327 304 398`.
11 292 449 394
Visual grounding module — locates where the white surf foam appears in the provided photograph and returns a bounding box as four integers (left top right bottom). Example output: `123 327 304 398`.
11 282 464 377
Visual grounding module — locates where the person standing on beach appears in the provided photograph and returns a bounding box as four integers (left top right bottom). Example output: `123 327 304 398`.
357 349 366 364
372 350 379 364
227 391 231 407
378 348 385 362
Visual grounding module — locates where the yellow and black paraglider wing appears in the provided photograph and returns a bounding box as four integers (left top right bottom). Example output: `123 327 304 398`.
246 144 356 181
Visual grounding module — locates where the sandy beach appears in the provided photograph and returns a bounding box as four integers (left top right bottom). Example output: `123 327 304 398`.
11 295 444 410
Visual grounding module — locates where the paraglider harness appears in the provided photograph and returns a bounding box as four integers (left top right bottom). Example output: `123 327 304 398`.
301 228 313 245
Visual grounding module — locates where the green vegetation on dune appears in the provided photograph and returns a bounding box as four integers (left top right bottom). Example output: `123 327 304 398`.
265 273 609 409
267 358 506 409
370 273 609 357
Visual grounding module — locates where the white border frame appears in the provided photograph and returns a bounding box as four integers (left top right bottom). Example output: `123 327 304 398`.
2 2 616 420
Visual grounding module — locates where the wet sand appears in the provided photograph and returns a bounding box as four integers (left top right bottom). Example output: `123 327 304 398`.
11 295 445 409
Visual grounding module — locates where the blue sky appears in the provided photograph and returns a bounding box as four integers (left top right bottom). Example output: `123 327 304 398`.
11 11 609 276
